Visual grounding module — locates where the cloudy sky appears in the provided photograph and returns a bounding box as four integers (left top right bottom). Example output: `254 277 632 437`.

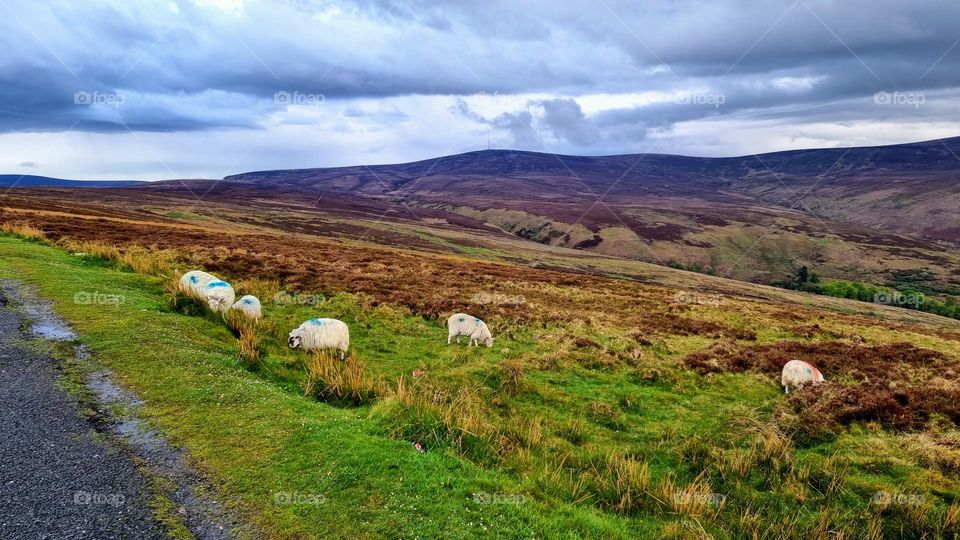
2 0 960 180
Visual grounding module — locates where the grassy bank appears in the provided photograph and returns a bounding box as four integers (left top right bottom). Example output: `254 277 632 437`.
2 233 959 539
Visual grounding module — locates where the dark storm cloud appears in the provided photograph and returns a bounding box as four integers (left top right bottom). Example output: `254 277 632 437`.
1 0 959 145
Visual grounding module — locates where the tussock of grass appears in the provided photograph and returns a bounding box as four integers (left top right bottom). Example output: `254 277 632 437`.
225 310 265 366
376 381 503 462
303 353 384 406
590 452 652 514
496 357 527 395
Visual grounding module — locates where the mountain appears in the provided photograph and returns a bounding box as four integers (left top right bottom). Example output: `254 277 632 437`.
225 137 960 242
0 175 145 188
219 138 960 292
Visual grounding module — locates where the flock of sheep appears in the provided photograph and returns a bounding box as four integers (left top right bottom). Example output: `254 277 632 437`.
178 270 495 360
180 271 826 393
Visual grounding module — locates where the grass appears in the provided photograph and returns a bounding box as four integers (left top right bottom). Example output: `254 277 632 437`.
2 231 960 539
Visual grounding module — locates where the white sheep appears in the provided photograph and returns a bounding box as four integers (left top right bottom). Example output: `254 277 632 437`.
781 359 826 394
179 270 218 298
288 318 350 359
203 280 235 314
447 313 494 347
230 295 262 320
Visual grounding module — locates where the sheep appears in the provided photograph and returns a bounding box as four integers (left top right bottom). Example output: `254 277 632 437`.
230 295 262 320
203 280 236 314
446 313 494 347
288 318 350 359
781 359 825 394
179 270 218 298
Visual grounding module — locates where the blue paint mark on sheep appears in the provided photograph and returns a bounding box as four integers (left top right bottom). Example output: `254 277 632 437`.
805 367 812 375
207 281 230 288
189 276 199 283
308 318 325 326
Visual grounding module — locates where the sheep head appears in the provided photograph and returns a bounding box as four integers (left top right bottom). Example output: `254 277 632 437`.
288 329 303 349
484 337 494 348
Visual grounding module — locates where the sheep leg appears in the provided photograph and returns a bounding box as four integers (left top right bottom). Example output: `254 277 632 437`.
456 336 461 344
783 385 789 395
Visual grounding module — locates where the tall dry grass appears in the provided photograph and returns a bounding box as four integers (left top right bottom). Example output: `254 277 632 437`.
60 239 178 277
591 453 652 514
303 352 384 405
0 221 47 241
225 310 265 366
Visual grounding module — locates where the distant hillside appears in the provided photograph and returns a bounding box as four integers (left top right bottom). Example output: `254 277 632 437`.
219 137 960 293
225 137 960 243
0 175 145 188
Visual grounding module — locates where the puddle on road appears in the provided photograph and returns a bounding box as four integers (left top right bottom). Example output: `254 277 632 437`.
1 280 77 341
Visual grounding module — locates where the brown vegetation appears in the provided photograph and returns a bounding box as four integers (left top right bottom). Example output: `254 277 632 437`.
684 341 960 437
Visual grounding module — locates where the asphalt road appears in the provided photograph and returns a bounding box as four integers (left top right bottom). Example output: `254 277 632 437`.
0 292 166 539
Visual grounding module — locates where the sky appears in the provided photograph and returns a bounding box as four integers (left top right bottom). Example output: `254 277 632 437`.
1 0 960 180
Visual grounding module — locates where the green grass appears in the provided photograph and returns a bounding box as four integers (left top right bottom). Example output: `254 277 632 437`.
2 234 958 539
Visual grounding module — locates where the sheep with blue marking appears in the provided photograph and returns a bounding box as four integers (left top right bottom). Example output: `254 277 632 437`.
203 280 236 314
447 313 494 347
288 318 350 359
781 359 825 394
179 270 218 298
230 295 262 320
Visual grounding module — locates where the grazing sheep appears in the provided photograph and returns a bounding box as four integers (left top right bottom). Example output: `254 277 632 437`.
781 360 826 394
230 295 262 320
288 318 350 359
446 313 494 348
179 270 218 298
203 280 236 314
